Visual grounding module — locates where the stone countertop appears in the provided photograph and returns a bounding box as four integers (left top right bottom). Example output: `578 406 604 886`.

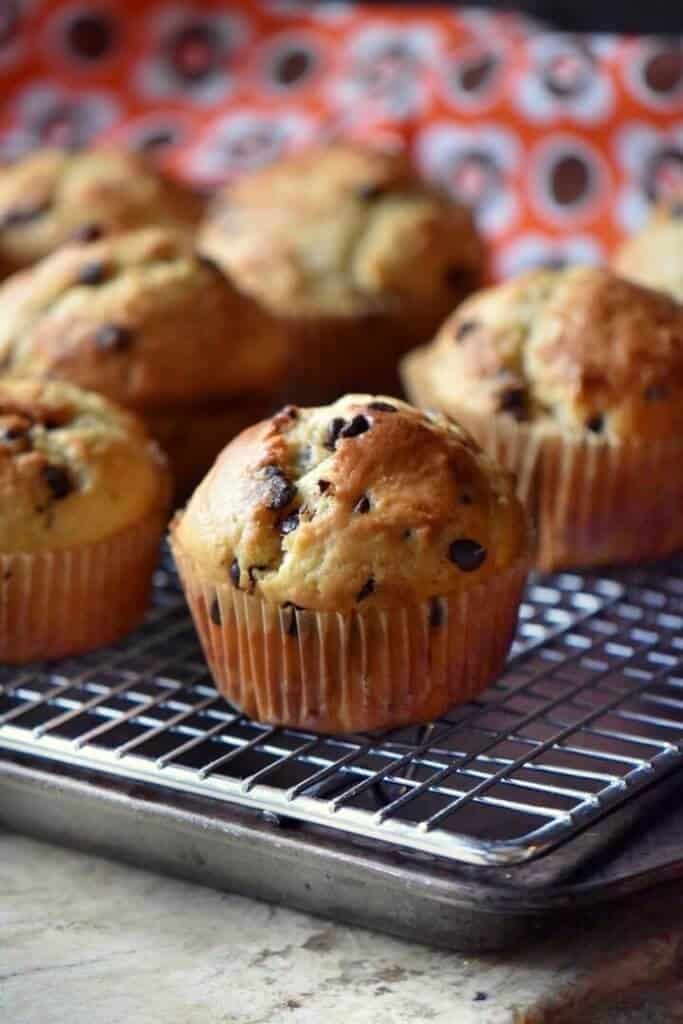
3 834 683 1024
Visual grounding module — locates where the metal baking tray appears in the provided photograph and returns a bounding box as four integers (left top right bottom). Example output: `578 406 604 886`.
2 549 683 950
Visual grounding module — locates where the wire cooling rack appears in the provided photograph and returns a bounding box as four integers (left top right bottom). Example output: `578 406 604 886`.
1 550 683 867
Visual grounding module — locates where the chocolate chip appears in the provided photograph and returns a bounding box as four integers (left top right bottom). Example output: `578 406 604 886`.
78 261 107 286
317 479 331 494
325 417 346 450
263 465 296 510
429 598 444 628
402 528 413 540
1 201 51 229
229 558 241 588
354 494 371 514
455 319 478 342
210 598 221 625
498 386 527 419
95 323 132 351
644 383 668 401
340 414 370 439
356 577 375 602
43 464 72 500
586 414 604 434
71 222 102 243
279 511 300 535
356 182 385 201
367 401 396 413
449 538 487 572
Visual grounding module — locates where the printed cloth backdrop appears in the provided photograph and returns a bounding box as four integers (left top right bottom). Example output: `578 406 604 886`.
0 0 681 278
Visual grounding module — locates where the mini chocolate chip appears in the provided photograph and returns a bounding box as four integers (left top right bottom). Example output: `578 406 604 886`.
356 577 375 602
402 528 413 540
282 601 304 637
78 261 107 286
210 598 221 625
354 494 371 514
449 538 487 572
644 383 668 401
263 465 296 510
279 511 300 535
229 558 240 588
367 401 396 413
340 414 370 439
71 222 102 243
325 417 346 450
455 319 478 341
429 598 444 628
95 323 133 351
43 464 72 500
1 202 51 229
586 414 604 434
317 479 331 494
356 182 385 201
498 386 527 419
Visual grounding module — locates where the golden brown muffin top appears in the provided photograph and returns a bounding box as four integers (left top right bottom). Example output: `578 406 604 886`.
403 267 683 441
198 143 483 319
612 198 683 303
0 379 170 554
172 394 527 612
0 227 288 409
0 147 202 276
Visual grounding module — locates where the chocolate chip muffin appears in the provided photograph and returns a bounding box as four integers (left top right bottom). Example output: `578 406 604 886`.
0 227 289 495
612 197 683 302
171 394 528 732
402 267 683 570
198 143 484 402
0 378 170 662
0 147 202 278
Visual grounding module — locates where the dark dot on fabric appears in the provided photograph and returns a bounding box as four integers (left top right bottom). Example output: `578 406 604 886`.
78 261 107 286
586 414 604 434
356 577 375 602
168 23 220 85
70 222 103 243
263 465 296 510
459 53 497 92
355 182 386 201
325 417 346 450
367 401 396 413
340 414 370 439
229 558 240 588
43 464 72 500
66 12 115 60
317 479 331 494
449 538 487 572
95 323 133 351
550 154 590 206
279 511 300 535
210 597 221 625
643 48 683 94
498 386 527 419
455 319 478 342
429 598 444 629
354 494 371 515
1 202 51 230
643 384 668 401
274 48 313 86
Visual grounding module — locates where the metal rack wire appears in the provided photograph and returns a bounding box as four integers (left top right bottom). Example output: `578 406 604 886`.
1 551 683 866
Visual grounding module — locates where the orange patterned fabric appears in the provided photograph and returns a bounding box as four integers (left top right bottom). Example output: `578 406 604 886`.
0 1 680 277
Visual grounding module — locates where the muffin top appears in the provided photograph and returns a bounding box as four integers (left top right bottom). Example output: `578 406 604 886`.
173 394 527 612
198 143 483 319
0 227 288 408
612 197 683 302
403 267 683 441
0 147 202 276
0 379 170 554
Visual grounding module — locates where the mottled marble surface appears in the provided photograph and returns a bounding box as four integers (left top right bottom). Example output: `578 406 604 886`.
2 833 683 1024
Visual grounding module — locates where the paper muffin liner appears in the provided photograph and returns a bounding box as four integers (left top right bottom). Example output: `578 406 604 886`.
0 512 164 663
171 538 528 733
402 353 683 571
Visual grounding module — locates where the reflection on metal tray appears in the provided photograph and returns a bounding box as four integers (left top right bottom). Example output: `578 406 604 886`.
1 551 683 867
